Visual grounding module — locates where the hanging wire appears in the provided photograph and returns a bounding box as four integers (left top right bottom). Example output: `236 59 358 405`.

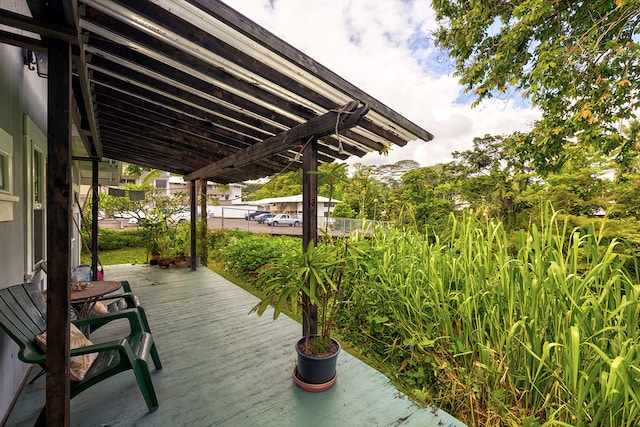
330 102 358 155
335 105 345 154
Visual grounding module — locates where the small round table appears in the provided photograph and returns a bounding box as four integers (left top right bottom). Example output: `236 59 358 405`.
71 281 122 320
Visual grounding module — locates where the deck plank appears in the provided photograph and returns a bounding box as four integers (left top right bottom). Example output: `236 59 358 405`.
5 264 466 426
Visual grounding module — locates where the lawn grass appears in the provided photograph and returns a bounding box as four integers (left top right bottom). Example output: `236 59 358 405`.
81 246 149 266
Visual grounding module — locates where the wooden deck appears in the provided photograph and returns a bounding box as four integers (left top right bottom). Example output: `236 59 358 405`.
5 264 465 426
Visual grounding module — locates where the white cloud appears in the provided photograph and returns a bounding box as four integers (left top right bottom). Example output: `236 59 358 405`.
222 0 541 167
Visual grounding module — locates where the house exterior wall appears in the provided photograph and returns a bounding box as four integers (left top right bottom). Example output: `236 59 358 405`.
206 205 248 218
209 183 243 203
269 202 332 217
168 178 244 205
0 31 48 421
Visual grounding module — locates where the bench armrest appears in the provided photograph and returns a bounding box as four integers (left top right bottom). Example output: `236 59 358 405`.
72 308 145 335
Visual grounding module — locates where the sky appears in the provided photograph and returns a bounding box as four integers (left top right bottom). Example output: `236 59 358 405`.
222 0 542 168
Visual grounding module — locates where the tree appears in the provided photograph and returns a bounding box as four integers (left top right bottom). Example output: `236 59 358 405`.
450 135 534 228
544 167 609 217
400 165 454 233
100 183 188 260
610 172 640 218
244 169 302 200
331 202 357 219
617 119 640 174
432 1 640 172
344 164 388 220
609 119 640 218
369 160 420 188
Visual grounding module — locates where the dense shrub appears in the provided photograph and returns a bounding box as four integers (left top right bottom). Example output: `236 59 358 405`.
208 228 243 257
81 228 147 251
212 230 299 276
336 209 640 426
564 214 640 278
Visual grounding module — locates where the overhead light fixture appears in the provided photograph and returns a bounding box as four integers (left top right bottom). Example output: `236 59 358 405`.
23 49 48 78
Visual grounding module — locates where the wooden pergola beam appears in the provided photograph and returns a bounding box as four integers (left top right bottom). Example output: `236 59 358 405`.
184 100 369 182
0 8 77 46
0 29 46 52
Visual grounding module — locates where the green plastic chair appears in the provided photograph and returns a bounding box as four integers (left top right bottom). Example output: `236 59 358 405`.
0 282 162 424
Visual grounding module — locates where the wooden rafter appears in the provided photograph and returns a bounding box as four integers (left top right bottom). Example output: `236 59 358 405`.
185 100 369 182
0 8 77 46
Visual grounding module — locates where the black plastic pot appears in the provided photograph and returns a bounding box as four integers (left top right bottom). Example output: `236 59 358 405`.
295 336 340 384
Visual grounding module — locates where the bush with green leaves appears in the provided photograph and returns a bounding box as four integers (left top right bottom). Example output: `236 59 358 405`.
216 231 299 276
565 214 640 279
81 228 147 251
337 207 640 426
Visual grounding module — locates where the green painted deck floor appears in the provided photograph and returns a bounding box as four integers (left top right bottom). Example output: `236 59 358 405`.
6 264 466 427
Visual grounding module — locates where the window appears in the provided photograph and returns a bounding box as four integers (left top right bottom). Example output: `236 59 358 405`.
24 115 46 268
33 149 43 209
33 148 45 263
0 154 6 191
0 128 19 222
0 128 13 194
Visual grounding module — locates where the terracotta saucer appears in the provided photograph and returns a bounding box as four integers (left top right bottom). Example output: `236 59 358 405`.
292 366 337 392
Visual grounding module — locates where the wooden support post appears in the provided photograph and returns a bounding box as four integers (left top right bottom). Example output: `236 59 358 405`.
198 179 208 267
302 137 318 337
91 159 99 280
46 36 72 427
190 180 197 271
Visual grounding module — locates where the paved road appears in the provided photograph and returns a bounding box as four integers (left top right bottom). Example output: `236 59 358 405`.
100 216 368 237
208 217 304 236
99 217 304 236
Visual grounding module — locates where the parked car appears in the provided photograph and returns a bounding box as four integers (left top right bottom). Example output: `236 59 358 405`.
256 213 274 224
265 214 302 227
114 211 145 224
245 210 269 221
171 210 191 224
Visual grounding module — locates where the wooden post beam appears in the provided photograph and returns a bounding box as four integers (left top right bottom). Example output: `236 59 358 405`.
301 137 318 337
46 36 73 426
91 159 99 281
184 100 368 182
190 181 197 271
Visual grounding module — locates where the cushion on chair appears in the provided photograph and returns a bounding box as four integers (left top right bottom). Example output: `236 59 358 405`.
91 301 108 315
35 323 98 381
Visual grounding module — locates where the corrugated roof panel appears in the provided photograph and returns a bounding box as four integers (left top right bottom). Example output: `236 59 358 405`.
3 0 433 183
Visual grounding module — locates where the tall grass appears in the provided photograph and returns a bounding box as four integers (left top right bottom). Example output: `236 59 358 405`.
339 207 640 426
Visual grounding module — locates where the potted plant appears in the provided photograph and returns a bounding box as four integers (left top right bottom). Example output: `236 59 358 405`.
155 231 176 268
251 233 362 391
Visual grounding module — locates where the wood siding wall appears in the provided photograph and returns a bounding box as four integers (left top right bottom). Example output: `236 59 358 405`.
0 36 47 421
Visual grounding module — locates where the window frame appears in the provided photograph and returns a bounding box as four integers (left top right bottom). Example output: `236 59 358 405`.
24 115 47 269
0 127 19 222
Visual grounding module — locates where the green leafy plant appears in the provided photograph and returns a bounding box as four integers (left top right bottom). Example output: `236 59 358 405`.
154 226 175 259
337 206 640 425
81 228 147 251
218 233 297 276
173 222 191 258
251 233 364 355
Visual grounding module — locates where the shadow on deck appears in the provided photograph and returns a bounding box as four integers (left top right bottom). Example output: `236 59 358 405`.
6 264 466 426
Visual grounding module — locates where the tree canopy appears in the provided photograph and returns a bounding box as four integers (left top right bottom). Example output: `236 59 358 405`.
431 0 640 171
